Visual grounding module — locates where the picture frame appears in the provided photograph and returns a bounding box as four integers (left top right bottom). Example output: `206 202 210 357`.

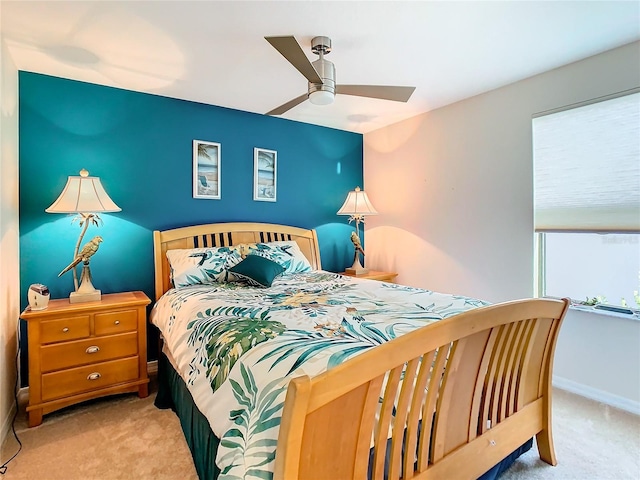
253 147 277 202
193 140 221 199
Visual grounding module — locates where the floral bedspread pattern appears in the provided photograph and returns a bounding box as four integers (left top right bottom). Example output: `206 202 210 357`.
151 272 487 480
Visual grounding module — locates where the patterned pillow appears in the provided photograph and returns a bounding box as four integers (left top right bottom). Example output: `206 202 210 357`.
242 241 313 273
166 246 243 287
228 255 285 288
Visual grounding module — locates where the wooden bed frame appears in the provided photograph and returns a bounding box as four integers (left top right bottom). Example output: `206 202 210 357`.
153 222 569 480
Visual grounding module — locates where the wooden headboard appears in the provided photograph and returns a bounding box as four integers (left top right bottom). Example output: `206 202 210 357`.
153 222 321 301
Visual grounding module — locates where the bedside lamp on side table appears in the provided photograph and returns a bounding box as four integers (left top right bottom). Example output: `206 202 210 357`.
46 169 121 304
337 186 378 276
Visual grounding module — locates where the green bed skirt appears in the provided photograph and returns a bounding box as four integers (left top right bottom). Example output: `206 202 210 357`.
155 353 221 480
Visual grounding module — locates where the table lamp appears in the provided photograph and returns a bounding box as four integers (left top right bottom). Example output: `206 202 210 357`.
337 186 378 275
46 169 121 303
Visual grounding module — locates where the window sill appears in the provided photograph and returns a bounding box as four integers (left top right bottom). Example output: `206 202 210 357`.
568 303 640 321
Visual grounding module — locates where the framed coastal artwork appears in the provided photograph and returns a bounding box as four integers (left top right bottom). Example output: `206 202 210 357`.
253 147 277 202
193 140 221 199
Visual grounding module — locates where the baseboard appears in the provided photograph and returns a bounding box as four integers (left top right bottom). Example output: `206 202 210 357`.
553 375 640 415
17 387 28 408
147 359 158 376
1 400 17 447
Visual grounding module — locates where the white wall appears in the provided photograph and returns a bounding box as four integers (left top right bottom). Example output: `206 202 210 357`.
0 11 20 445
554 309 640 414
364 42 640 409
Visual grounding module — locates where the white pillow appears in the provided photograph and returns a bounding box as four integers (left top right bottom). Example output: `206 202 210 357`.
166 246 243 287
243 241 313 273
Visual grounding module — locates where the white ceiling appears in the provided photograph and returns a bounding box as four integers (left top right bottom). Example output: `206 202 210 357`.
2 1 639 133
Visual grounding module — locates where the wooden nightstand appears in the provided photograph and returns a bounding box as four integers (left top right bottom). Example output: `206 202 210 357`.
340 270 398 282
20 291 151 427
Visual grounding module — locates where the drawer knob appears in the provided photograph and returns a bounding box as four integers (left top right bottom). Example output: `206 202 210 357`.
87 372 101 381
86 345 100 354
114 320 120 325
62 327 69 333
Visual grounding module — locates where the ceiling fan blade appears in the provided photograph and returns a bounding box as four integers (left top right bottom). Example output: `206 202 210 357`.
336 85 416 102
266 93 308 116
265 36 323 84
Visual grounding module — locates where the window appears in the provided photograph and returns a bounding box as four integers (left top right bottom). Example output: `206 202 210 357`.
543 233 639 307
533 90 640 310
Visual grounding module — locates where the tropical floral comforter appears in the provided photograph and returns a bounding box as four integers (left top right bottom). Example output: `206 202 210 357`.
150 271 488 480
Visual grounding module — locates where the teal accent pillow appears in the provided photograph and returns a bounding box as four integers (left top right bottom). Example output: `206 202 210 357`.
228 255 285 288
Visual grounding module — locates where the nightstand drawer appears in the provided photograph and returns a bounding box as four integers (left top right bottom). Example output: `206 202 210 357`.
95 310 138 336
40 315 91 344
41 356 140 402
40 332 139 373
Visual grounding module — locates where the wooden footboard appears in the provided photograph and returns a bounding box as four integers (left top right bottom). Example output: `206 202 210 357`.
274 297 569 480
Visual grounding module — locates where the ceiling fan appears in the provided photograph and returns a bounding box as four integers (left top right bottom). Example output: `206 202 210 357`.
264 35 416 115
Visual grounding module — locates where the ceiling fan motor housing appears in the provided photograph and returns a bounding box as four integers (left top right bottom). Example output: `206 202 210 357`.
309 36 335 98
311 36 332 55
309 58 335 95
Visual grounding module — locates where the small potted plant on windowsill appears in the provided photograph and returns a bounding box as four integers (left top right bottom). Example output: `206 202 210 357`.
582 295 607 307
572 295 639 317
571 273 640 317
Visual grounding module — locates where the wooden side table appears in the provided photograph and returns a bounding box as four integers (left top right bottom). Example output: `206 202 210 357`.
20 291 151 427
340 270 398 282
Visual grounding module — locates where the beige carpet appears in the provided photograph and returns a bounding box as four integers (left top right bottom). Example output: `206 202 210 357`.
1 379 198 480
501 389 639 480
1 384 638 479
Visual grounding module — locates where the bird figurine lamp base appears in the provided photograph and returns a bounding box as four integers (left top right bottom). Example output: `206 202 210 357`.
345 257 369 276
70 290 101 303
345 219 369 276
69 264 101 304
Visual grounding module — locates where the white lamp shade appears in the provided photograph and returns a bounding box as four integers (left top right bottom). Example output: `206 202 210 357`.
337 187 378 217
45 169 121 214
309 90 335 106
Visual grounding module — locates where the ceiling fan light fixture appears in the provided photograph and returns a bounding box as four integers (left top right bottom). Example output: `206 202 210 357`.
264 35 416 115
309 90 335 105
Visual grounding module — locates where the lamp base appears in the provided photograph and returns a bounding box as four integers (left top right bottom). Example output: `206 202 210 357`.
69 264 101 303
70 290 102 304
345 257 369 276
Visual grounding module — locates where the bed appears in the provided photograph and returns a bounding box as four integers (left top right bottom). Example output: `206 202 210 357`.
150 222 568 480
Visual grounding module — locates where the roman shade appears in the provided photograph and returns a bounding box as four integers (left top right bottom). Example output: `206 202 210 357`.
533 91 640 232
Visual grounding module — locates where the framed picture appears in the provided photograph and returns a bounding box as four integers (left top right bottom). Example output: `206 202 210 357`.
253 147 277 202
193 140 221 199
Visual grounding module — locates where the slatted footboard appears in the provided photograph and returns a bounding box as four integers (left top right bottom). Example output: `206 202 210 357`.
274 298 569 480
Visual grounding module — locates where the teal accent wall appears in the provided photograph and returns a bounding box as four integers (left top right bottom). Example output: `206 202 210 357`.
18 72 362 380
